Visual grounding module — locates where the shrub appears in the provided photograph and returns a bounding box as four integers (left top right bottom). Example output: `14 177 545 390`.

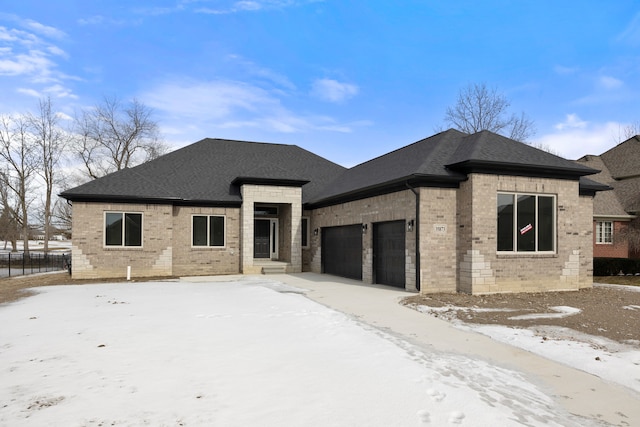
594 257 640 276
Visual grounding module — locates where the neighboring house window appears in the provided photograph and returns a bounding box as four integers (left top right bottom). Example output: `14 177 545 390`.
105 212 142 247
497 193 555 252
192 215 225 247
301 217 310 248
596 221 613 244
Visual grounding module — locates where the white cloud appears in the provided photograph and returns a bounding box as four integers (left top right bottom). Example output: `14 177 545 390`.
22 19 66 39
617 12 640 45
16 87 40 97
534 118 625 159
311 78 359 103
141 77 366 144
553 65 579 75
0 17 76 99
598 75 623 90
554 113 588 131
195 0 322 14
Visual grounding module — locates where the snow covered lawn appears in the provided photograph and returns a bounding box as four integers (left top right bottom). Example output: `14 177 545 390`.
1 277 597 426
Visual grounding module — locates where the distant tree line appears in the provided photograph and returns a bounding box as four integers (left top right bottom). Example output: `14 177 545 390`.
0 96 167 253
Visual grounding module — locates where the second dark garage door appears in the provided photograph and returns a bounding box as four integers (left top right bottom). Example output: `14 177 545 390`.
374 221 406 288
322 224 363 280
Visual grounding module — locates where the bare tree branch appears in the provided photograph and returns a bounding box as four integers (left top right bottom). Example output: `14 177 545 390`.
72 96 166 180
0 114 38 254
444 83 536 142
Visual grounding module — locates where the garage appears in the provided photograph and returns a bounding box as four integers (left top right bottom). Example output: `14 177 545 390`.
321 224 363 280
373 221 406 288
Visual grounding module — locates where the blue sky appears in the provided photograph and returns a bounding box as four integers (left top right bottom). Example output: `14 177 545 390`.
1 1 640 167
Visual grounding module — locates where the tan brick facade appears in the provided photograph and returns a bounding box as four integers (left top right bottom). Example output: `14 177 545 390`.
71 202 174 279
455 174 593 294
240 184 303 274
71 175 594 294
171 206 241 276
305 190 418 290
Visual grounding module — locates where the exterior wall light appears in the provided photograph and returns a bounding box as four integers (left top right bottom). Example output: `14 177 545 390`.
362 223 368 234
407 219 415 232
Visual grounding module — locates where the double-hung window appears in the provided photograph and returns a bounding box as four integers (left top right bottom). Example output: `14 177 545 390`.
497 193 555 253
595 221 613 244
105 212 142 247
192 215 225 247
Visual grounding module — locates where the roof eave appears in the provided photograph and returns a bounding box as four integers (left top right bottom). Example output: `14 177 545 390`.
446 160 597 179
231 177 310 187
306 174 465 209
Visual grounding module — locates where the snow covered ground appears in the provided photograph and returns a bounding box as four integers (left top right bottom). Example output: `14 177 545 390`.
0 277 612 426
412 284 640 395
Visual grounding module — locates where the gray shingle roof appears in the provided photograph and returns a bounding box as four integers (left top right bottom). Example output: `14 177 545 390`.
309 129 597 206
577 137 640 216
60 138 346 205
62 130 600 208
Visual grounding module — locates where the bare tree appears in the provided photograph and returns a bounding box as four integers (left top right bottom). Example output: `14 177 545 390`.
0 172 20 251
0 115 37 255
613 122 640 144
73 96 167 180
444 83 536 142
27 97 66 252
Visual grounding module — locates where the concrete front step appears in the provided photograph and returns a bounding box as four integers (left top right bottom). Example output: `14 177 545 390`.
261 265 288 274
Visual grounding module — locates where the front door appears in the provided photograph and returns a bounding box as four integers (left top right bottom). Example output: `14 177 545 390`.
254 220 271 258
254 219 278 259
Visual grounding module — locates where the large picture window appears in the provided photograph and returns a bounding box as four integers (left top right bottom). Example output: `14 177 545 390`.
595 221 613 244
497 193 555 253
192 215 225 247
105 212 142 247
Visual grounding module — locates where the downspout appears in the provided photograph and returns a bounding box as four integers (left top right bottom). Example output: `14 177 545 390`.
406 181 420 292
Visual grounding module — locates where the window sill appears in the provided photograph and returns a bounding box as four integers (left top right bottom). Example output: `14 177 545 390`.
496 252 558 259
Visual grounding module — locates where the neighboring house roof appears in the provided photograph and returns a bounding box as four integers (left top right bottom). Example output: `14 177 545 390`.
61 130 600 208
60 139 346 205
576 136 640 217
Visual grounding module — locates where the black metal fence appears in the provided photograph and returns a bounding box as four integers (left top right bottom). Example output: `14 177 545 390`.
0 252 71 278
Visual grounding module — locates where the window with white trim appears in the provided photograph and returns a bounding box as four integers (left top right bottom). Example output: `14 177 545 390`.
497 193 556 253
192 215 225 247
105 212 142 247
595 221 613 244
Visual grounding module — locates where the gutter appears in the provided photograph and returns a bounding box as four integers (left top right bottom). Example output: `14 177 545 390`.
406 181 420 292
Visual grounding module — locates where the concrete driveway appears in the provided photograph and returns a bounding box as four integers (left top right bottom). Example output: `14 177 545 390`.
268 272 640 426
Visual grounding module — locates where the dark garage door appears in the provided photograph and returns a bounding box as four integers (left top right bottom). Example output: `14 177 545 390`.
322 224 363 280
374 221 406 288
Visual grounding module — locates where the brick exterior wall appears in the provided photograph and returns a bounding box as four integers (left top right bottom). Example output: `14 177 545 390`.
593 220 631 258
240 184 303 274
306 190 417 290
171 206 241 276
419 187 458 293
455 174 593 294
71 202 243 279
71 175 594 294
71 202 174 279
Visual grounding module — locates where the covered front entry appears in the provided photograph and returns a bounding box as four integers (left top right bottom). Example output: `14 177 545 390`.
373 220 406 288
254 219 278 259
322 224 363 280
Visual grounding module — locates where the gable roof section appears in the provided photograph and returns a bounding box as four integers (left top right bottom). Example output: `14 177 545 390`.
60 139 346 205
308 129 598 207
577 136 640 216
601 136 640 180
307 129 469 206
446 131 596 177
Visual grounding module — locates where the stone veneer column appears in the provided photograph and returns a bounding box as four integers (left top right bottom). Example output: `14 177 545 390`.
240 184 303 274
